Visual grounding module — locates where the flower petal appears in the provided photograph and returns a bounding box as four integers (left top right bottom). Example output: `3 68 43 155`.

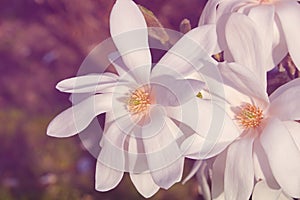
217 62 269 106
248 4 275 70
224 134 255 200
138 107 184 189
47 93 112 137
253 139 280 190
252 181 287 200
108 52 135 82
130 172 159 198
110 0 151 83
198 0 220 25
196 161 211 200
284 121 300 150
268 78 300 121
260 118 300 198
272 14 288 66
276 1 300 69
224 13 267 86
151 25 217 78
150 157 184 190
56 73 120 93
95 160 124 192
179 100 239 159
151 75 204 106
212 150 226 200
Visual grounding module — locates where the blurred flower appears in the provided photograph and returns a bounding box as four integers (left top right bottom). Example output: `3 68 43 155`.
2 177 19 188
46 0 230 198
199 0 300 71
39 173 57 185
185 14 300 199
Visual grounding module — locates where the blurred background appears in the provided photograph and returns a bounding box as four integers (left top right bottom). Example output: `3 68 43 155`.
0 0 210 199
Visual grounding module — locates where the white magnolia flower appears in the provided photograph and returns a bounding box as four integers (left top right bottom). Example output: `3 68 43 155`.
185 15 300 200
46 0 237 198
199 0 300 71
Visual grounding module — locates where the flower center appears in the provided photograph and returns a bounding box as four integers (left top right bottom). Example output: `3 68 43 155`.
127 87 151 115
236 103 264 129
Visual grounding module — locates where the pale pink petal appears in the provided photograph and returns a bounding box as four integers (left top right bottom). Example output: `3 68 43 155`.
284 121 300 150
189 25 220 55
196 161 211 200
152 25 217 78
108 52 135 82
151 158 184 190
198 0 221 25
180 100 239 159
56 73 123 93
47 94 112 137
130 172 159 198
212 150 227 200
224 13 267 86
272 15 288 66
260 118 300 198
268 78 300 121
138 107 184 189
253 139 280 189
218 62 269 107
248 4 275 70
276 1 300 69
110 0 151 83
166 99 216 139
151 75 204 106
252 181 285 200
224 134 255 200
95 160 124 192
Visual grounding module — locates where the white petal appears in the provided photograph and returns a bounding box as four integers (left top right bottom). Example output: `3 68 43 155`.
248 4 275 70
224 13 267 86
56 73 120 93
190 25 220 55
260 118 300 198
95 160 124 192
47 94 112 137
276 1 300 69
151 26 217 78
198 0 221 25
196 161 211 200
150 158 184 190
224 135 255 200
284 121 300 150
150 75 204 106
138 107 184 189
218 62 269 106
268 78 300 121
212 150 226 200
110 0 151 83
180 104 239 159
272 14 288 66
253 139 280 190
130 172 159 198
252 181 285 200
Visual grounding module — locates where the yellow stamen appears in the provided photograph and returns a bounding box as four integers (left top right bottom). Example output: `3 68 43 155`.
236 103 263 129
196 92 203 99
127 87 151 115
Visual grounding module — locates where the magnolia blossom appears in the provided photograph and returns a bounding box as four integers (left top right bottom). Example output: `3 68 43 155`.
199 0 300 71
46 0 238 198
184 14 300 200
